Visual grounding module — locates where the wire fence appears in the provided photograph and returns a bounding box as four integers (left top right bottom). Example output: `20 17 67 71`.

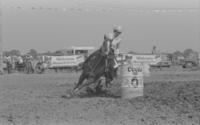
3 5 199 13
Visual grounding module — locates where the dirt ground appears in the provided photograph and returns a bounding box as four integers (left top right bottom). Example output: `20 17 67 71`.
0 67 200 125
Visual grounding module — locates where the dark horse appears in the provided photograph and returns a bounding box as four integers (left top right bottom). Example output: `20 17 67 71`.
73 48 117 94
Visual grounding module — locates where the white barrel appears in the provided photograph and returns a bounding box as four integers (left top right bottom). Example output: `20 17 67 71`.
143 63 150 77
119 61 144 99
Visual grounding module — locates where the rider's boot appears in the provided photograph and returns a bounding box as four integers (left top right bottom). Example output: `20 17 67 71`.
113 59 119 69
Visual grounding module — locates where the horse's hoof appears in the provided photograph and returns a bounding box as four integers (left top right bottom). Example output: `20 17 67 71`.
73 88 79 94
61 93 72 99
86 87 94 94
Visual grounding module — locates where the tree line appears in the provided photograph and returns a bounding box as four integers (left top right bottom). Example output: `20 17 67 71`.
172 49 199 60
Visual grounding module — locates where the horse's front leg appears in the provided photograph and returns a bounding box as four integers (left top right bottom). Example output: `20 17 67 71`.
73 73 87 93
106 78 112 88
104 71 113 88
74 77 95 93
94 78 106 93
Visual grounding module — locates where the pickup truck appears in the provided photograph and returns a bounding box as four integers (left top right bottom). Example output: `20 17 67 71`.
150 61 171 68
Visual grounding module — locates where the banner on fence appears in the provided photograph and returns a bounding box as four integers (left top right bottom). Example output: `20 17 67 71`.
49 55 84 68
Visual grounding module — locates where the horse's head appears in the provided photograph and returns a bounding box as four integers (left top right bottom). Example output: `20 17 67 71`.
101 33 114 56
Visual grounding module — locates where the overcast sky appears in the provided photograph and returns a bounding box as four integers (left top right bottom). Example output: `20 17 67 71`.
1 0 200 53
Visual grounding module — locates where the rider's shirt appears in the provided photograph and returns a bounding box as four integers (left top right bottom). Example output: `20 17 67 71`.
111 38 121 55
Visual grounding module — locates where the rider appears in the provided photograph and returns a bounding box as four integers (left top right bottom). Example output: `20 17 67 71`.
103 26 122 87
111 26 122 69
102 26 122 70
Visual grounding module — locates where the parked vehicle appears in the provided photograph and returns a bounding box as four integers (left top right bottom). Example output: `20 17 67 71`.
150 61 171 68
182 60 198 68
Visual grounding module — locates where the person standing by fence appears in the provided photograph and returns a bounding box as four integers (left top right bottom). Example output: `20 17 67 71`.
6 56 12 74
25 55 34 74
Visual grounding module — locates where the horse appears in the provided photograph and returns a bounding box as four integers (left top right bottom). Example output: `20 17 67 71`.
73 48 118 94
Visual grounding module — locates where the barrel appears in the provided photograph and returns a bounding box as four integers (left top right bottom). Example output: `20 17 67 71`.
119 61 144 99
143 63 150 77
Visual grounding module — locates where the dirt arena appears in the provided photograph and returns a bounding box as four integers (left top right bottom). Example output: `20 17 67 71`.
0 67 200 125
